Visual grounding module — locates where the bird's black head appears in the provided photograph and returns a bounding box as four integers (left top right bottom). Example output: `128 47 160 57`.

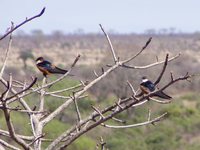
141 76 147 80
36 57 44 63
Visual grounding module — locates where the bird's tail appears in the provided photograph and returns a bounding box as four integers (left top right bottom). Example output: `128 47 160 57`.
53 67 74 76
154 91 172 99
53 67 68 74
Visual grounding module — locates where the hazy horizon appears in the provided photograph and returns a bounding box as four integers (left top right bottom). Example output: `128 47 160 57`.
1 0 200 34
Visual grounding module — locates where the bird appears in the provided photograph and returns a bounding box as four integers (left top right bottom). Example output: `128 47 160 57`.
140 76 172 99
35 57 68 77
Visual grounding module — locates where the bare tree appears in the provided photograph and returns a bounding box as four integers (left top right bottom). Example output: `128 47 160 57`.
0 9 190 150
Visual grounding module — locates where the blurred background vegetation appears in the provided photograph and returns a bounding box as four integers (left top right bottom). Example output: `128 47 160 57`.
1 31 200 149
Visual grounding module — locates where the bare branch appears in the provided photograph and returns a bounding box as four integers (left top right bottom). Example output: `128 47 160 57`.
2 102 31 149
96 137 106 150
0 129 33 141
0 139 20 150
112 117 126 124
91 106 105 119
71 54 81 67
147 109 151 121
6 77 37 101
0 106 46 114
28 134 45 147
72 94 82 122
0 30 13 78
127 80 136 96
102 112 167 129
2 74 13 101
122 37 152 63
0 7 45 40
39 78 46 113
45 83 82 95
156 72 190 92
93 70 99 77
154 54 169 85
99 24 118 63
122 53 180 69
115 98 123 110
170 72 174 81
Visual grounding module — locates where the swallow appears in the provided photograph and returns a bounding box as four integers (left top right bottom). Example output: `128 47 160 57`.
140 76 172 99
36 57 68 77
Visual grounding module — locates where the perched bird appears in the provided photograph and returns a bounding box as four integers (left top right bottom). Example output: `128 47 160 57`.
36 57 68 77
140 76 172 99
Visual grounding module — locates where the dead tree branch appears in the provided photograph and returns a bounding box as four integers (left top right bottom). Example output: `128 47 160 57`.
0 139 20 150
72 93 82 122
0 29 13 78
99 24 118 63
154 54 169 85
0 7 45 40
102 112 167 129
1 77 31 150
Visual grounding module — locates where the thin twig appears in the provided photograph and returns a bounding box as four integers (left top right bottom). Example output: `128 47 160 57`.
112 117 126 124
0 139 20 150
102 112 167 129
99 24 118 63
154 54 169 85
127 80 136 96
122 53 180 69
93 70 99 77
45 84 82 95
39 78 46 113
122 37 152 64
147 109 151 121
2 101 31 149
5 77 37 101
28 134 45 146
91 106 105 119
72 93 82 122
0 7 45 40
0 29 13 78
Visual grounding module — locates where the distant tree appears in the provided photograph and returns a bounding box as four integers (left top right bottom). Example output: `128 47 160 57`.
16 30 27 37
158 28 168 35
144 28 157 35
74 28 85 35
18 50 34 69
31 29 44 37
169 27 176 35
51 30 64 39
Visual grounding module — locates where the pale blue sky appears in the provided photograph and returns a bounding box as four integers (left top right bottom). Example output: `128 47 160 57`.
1 0 200 34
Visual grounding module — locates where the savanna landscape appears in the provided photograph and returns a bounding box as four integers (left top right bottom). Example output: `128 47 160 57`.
1 29 200 150
0 3 200 149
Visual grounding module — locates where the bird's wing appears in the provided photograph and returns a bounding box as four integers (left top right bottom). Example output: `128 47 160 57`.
50 66 68 74
143 81 155 92
38 61 56 70
37 60 52 68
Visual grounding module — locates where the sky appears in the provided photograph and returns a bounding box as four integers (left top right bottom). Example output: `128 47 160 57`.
1 0 200 34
